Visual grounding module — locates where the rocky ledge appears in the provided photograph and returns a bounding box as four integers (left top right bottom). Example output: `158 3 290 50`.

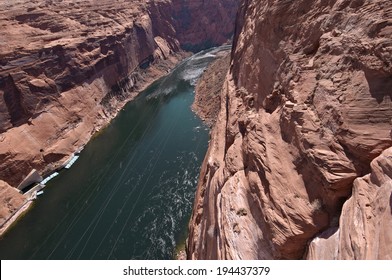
187 0 392 259
192 50 231 127
0 0 239 234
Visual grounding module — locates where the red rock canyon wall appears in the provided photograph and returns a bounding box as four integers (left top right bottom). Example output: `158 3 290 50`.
187 0 392 259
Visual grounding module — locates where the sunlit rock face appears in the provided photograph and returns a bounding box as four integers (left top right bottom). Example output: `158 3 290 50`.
187 0 392 260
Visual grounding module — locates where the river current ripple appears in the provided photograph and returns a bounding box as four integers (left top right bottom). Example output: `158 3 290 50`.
0 46 230 260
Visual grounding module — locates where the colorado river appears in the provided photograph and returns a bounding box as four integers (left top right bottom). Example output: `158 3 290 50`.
0 46 230 259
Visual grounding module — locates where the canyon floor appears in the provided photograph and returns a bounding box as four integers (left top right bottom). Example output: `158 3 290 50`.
0 0 239 237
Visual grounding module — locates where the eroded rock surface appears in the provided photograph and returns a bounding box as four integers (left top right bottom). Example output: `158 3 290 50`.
193 51 231 127
187 0 392 259
0 180 26 227
307 147 392 260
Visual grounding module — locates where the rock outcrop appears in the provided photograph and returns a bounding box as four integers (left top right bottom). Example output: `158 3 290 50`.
0 0 239 187
187 0 392 259
193 50 231 127
307 147 392 260
0 180 27 228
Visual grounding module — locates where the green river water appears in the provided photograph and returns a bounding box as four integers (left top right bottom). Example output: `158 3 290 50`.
0 46 230 259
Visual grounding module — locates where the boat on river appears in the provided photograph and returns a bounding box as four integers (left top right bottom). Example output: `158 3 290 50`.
65 155 80 169
40 172 59 185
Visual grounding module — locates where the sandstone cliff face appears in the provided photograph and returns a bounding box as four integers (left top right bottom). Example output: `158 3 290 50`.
0 180 26 227
0 0 239 188
307 147 392 259
188 0 392 259
193 51 231 126
170 0 239 51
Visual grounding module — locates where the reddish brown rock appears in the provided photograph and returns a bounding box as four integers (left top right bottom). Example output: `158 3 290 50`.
187 0 392 259
193 50 231 127
307 147 392 260
0 180 27 229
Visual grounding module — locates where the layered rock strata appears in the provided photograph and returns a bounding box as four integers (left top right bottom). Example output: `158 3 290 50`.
187 0 392 259
0 0 239 232
307 147 392 259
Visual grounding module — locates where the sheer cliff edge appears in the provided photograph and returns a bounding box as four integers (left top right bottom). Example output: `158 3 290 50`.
187 0 392 260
